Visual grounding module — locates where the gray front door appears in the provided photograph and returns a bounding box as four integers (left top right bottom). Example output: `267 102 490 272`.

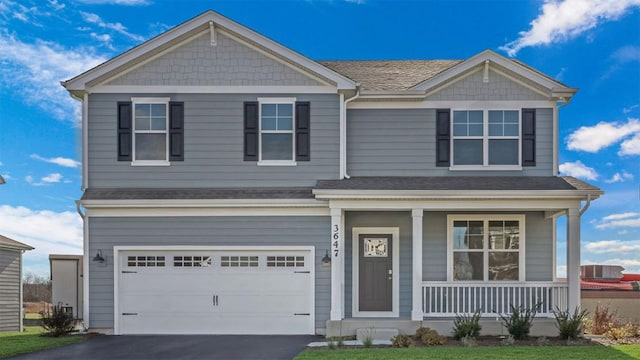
358 234 392 311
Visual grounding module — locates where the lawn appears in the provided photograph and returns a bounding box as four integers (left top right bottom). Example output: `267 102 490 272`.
24 313 42 319
295 345 640 360
0 326 85 359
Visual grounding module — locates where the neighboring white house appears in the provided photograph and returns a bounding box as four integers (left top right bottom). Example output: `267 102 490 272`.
49 255 84 320
0 235 34 332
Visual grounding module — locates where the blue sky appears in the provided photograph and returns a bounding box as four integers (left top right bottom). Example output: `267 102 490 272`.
0 0 639 278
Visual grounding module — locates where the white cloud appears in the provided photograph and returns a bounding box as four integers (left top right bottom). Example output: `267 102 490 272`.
48 0 65 11
558 160 598 180
0 31 106 124
619 133 640 155
26 173 64 186
501 0 640 56
30 154 81 168
603 212 640 221
612 45 640 63
41 173 63 183
566 118 640 153
596 212 640 229
0 205 83 275
623 105 639 114
80 11 144 42
605 170 634 183
584 240 640 254
75 0 149 4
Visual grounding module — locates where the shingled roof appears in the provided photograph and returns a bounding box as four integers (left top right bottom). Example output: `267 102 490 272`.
318 60 462 91
314 176 601 192
0 235 34 251
81 187 315 200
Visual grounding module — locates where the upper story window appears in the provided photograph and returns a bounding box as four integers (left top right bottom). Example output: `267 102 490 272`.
132 98 169 164
451 109 520 169
259 98 296 165
117 99 183 165
448 215 525 282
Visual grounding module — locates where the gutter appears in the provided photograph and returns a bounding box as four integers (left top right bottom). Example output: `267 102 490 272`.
579 194 592 216
341 88 360 179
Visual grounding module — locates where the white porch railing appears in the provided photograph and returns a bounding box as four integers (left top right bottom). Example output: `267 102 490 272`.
422 282 568 318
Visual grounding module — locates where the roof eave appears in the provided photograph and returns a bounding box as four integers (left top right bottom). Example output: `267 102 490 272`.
312 189 603 200
79 198 327 208
63 10 357 92
410 49 573 96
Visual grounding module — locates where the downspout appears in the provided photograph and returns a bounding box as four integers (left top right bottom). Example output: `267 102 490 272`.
579 194 591 216
342 88 360 179
69 92 88 191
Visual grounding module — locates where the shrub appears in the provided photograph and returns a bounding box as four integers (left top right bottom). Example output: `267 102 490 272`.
391 334 415 348
452 310 482 340
553 307 588 340
604 322 637 341
415 327 447 346
499 303 540 340
585 303 617 335
40 304 75 337
460 336 477 347
501 335 515 346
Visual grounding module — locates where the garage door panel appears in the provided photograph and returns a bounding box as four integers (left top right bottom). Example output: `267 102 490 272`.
118 249 313 335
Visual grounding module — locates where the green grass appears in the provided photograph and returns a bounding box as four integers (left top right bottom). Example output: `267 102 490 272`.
295 345 640 360
24 313 42 319
0 326 85 359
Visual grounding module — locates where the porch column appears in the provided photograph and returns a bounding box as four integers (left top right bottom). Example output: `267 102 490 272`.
330 208 344 320
566 207 581 311
411 209 423 320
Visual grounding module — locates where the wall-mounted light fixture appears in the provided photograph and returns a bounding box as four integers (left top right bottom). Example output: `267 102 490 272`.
92 250 105 263
321 249 331 265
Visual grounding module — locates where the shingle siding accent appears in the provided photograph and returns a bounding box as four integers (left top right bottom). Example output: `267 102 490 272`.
427 68 549 101
88 93 340 188
107 33 322 87
88 216 330 331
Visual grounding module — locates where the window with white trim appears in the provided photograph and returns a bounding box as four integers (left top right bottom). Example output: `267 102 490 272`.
452 109 520 167
448 215 524 281
133 98 169 162
259 98 295 163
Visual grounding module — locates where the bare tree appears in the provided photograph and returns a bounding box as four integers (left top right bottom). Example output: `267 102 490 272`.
23 272 52 303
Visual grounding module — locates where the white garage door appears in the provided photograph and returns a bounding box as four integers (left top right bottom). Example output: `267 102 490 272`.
116 248 314 335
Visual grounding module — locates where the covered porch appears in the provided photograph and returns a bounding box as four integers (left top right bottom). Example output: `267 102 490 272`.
313 176 602 337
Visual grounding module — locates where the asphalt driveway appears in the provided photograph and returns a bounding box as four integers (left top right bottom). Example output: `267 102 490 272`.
8 335 321 360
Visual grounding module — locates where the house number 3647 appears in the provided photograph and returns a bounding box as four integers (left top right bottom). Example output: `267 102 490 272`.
332 225 339 257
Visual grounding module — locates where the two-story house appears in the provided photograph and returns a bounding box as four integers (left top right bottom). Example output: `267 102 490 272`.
62 10 602 337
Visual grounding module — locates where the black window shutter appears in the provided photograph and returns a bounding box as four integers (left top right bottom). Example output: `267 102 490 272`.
169 102 184 161
522 109 536 167
244 102 259 161
436 109 450 167
117 102 132 161
295 102 311 161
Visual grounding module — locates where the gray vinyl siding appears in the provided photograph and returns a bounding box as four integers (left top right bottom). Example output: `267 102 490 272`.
107 32 322 87
87 216 330 330
347 108 553 176
421 211 553 281
0 249 21 332
88 93 339 188
344 211 413 318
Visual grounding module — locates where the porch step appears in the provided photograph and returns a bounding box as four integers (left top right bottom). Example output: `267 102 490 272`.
356 328 399 342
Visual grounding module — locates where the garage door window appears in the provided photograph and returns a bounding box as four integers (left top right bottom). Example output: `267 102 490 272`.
267 255 304 268
127 256 165 267
221 256 259 267
173 255 212 267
